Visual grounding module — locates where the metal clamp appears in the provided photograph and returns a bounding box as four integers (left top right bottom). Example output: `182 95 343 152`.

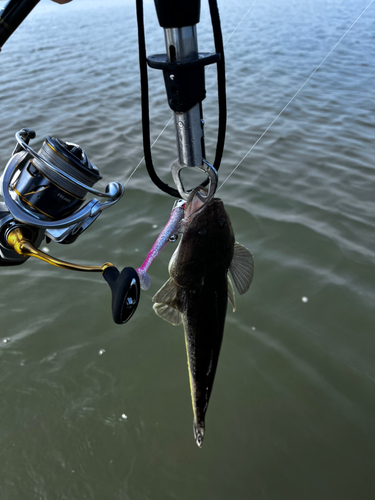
171 159 218 204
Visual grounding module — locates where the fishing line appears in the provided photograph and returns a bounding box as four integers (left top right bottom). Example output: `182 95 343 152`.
123 117 173 188
218 0 375 191
222 0 258 48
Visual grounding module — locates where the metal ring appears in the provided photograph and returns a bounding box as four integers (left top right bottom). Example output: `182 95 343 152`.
15 131 116 199
171 159 218 203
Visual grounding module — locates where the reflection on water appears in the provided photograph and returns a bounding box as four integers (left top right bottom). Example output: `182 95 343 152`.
0 0 374 499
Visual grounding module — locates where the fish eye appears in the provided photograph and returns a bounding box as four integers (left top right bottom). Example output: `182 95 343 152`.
198 228 207 236
219 218 226 227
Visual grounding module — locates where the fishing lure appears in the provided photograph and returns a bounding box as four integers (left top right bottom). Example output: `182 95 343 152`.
136 200 185 290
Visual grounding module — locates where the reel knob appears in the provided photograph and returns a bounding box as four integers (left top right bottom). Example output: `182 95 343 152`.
12 128 36 154
103 266 140 324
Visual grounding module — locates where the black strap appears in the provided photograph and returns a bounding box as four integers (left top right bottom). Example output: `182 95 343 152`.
208 0 227 172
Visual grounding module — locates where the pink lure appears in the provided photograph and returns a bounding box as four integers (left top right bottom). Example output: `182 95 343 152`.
136 202 185 290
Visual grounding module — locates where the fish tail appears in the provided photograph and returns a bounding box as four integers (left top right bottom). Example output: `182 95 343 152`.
185 325 207 448
193 419 205 448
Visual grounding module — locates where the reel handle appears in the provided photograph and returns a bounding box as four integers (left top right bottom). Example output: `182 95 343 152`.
12 128 35 154
103 266 140 325
6 226 140 324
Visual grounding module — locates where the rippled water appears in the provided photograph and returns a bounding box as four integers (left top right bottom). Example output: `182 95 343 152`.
0 0 374 498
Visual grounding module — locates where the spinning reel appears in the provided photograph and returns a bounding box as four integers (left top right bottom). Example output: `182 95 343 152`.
0 128 140 324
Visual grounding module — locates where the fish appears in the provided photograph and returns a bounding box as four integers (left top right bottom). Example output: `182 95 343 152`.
152 188 254 447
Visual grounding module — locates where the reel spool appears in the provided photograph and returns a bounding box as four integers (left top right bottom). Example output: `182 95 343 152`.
0 129 140 324
13 135 102 221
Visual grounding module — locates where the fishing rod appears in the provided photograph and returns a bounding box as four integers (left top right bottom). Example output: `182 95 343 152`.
0 0 40 49
0 0 71 49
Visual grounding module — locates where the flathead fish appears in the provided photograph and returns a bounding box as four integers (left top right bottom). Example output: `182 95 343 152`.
152 189 254 447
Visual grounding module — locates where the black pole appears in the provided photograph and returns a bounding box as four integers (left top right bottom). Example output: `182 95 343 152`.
153 0 200 28
0 0 40 50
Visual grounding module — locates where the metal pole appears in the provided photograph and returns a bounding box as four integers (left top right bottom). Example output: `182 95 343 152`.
152 0 205 169
163 25 204 168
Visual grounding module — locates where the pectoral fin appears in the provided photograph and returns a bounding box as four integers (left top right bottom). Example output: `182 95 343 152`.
153 302 182 325
229 242 254 294
152 277 180 306
227 275 236 312
152 277 183 325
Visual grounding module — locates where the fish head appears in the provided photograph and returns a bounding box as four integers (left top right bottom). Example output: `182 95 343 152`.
184 197 234 256
169 194 235 287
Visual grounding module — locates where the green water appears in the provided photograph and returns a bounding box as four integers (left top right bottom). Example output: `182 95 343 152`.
0 0 374 498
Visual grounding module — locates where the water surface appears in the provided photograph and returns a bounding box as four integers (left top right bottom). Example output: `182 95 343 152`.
0 0 374 498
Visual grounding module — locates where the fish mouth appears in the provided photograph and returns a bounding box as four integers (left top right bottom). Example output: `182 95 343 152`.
193 421 205 448
183 187 210 223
